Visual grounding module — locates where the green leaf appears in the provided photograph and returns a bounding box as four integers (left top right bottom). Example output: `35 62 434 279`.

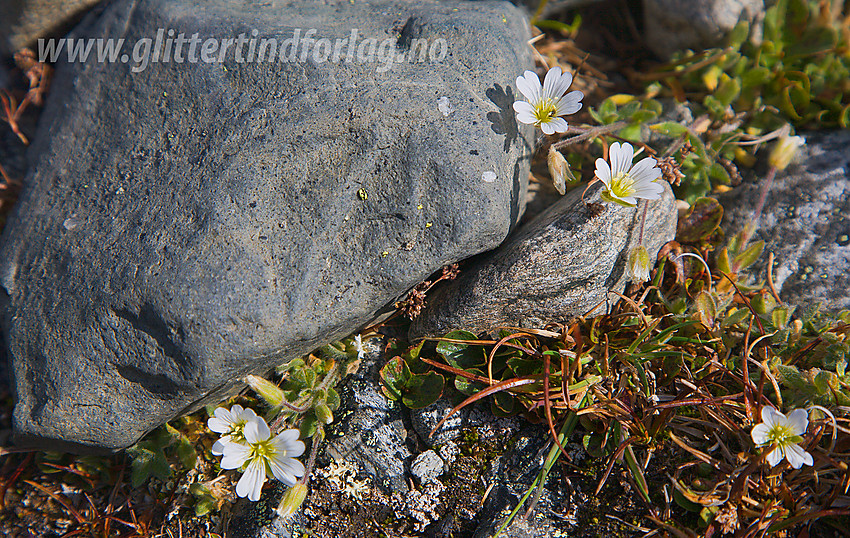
720 307 750 328
708 163 731 185
727 20 750 50
650 122 689 137
403 340 426 368
379 356 411 401
617 123 642 142
733 240 764 270
127 444 171 488
774 364 807 390
326 387 341 410
629 109 658 124
490 391 516 417
437 330 486 369
402 372 445 409
455 368 487 396
299 411 319 438
715 75 741 107
694 291 717 327
175 436 198 471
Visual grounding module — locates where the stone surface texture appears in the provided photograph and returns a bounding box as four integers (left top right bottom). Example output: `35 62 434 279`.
643 0 765 59
410 449 444 485
410 181 678 339
0 0 533 452
0 0 104 55
323 344 412 494
718 130 850 312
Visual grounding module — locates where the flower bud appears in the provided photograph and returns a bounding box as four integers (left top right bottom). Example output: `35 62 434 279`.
315 403 334 424
768 134 804 170
547 146 570 195
276 483 308 520
628 245 651 283
244 375 285 407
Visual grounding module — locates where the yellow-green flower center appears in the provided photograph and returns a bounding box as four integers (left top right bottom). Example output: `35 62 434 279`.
250 438 277 460
228 421 248 444
765 423 796 446
609 172 635 199
533 98 558 125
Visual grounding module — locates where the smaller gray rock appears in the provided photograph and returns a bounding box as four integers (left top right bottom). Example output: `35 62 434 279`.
1 0 104 55
718 130 850 312
643 0 765 59
410 182 678 339
437 441 460 467
410 449 444 485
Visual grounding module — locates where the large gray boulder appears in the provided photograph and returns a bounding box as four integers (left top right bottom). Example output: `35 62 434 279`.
410 182 678 339
719 130 850 312
0 0 533 452
643 0 765 59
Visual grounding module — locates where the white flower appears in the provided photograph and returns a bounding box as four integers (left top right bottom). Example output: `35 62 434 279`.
207 404 258 456
354 334 365 360
751 406 813 469
220 417 306 501
595 142 663 207
513 66 583 135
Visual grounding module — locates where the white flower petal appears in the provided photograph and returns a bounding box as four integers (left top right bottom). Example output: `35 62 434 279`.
207 417 229 434
516 71 541 104
236 459 266 501
513 101 536 124
751 423 770 445
541 121 555 135
244 417 270 444
543 66 573 100
629 157 662 184
555 90 583 115
631 182 664 199
786 409 809 436
547 117 568 133
785 443 813 469
550 69 574 100
212 437 233 456
765 445 784 467
610 142 634 177
761 406 783 429
274 430 306 457
269 456 306 486
595 157 612 183
220 443 252 469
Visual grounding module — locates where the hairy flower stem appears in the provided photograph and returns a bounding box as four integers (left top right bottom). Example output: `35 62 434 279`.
551 121 629 150
732 166 777 272
637 200 648 246
299 430 324 486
